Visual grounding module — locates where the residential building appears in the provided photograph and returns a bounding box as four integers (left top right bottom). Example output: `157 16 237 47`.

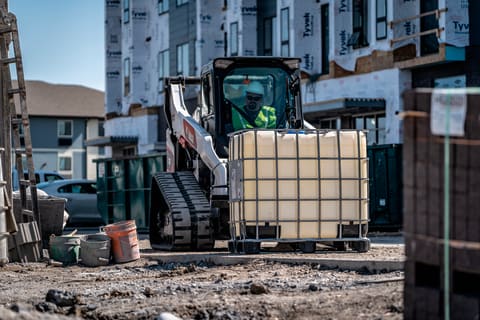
16 80 105 179
100 0 224 157
101 0 472 226
103 0 471 152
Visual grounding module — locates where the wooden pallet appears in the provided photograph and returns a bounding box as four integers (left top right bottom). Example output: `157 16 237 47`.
228 238 371 254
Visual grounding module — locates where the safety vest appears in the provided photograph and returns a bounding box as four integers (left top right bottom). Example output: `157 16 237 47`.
232 105 277 130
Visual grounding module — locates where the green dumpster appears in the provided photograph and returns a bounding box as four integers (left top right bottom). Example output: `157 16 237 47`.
367 144 403 229
95 153 166 232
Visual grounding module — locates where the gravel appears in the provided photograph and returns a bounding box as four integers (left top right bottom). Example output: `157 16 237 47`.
0 237 404 320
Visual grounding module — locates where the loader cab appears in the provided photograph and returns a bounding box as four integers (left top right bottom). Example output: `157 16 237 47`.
199 57 303 157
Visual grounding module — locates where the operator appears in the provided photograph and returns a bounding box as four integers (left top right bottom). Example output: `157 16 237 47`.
231 81 277 131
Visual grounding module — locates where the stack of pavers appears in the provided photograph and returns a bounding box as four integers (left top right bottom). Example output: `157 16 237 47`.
403 89 480 319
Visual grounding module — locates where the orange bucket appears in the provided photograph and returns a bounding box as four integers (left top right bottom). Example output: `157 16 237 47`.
102 220 140 263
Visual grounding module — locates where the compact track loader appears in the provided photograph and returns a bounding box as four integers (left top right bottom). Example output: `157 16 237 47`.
149 57 370 253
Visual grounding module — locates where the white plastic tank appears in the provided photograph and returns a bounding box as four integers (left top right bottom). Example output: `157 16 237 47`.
229 129 368 240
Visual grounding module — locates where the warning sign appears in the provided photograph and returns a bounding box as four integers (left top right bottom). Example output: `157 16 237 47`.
430 88 467 137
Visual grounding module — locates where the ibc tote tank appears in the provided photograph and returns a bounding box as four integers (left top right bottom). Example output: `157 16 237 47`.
229 129 368 240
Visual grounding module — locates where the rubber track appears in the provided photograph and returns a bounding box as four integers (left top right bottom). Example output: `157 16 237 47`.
152 171 213 250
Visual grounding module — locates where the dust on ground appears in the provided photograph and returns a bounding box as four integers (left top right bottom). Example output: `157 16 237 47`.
0 236 404 320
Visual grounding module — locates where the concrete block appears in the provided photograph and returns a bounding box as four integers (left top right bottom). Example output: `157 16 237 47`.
453 168 468 194
404 258 415 286
467 215 480 242
415 188 428 236
14 222 41 245
454 145 469 168
403 285 416 320
403 187 415 233
7 222 42 263
8 241 41 263
452 293 480 320
468 146 480 169
428 163 442 191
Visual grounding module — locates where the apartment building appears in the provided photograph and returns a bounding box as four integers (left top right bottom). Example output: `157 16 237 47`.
301 0 469 147
102 0 471 153
100 0 472 227
17 81 105 180
101 0 224 156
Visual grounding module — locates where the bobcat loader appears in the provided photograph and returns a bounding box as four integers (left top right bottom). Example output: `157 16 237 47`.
149 57 370 253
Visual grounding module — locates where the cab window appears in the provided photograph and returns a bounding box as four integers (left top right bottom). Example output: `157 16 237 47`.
222 67 291 129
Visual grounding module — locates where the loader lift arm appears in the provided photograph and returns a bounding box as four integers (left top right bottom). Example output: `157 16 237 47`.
164 78 228 197
150 77 228 250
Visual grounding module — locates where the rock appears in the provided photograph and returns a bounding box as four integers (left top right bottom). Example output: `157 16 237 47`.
193 309 209 320
156 312 183 320
186 264 197 272
9 303 34 314
0 307 21 320
388 304 403 313
308 284 319 291
9 304 21 312
35 302 58 313
109 289 133 297
67 305 82 317
212 310 236 319
250 283 269 294
45 289 77 307
144 287 155 297
87 304 98 311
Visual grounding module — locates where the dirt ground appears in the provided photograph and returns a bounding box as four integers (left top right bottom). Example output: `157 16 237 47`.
0 236 405 320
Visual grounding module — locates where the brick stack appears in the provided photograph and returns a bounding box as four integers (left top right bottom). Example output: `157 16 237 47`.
403 89 480 320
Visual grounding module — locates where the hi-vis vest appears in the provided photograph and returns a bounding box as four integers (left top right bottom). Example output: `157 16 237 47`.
232 105 277 130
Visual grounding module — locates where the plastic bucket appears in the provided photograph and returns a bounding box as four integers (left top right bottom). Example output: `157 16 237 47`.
102 220 140 263
80 233 111 267
49 235 82 264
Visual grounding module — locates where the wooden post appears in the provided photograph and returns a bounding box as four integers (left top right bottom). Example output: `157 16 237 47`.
0 5 11 202
0 1 7 13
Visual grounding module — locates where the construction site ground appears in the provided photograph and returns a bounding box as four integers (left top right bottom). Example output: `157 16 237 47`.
0 232 405 320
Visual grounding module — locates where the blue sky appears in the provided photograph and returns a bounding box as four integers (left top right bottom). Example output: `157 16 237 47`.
9 1 105 91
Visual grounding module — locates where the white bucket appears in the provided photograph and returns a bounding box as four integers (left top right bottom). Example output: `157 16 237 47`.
80 233 111 267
